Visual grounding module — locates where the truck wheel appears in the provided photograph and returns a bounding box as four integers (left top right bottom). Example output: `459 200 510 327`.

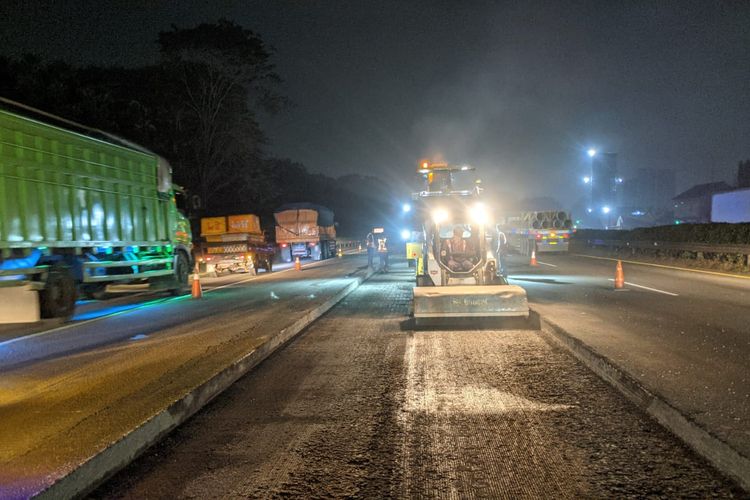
169 252 190 296
40 263 77 318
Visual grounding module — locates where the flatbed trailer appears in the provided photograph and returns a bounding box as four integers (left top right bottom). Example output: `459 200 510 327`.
199 215 274 274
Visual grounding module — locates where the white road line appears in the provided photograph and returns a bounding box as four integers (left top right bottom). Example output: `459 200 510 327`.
607 278 679 296
536 261 558 268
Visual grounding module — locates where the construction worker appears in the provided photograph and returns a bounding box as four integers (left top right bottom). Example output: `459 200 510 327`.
377 234 389 272
495 226 509 279
442 226 474 272
365 232 375 268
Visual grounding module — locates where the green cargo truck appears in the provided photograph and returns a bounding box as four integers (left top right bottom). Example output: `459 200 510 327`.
0 98 193 321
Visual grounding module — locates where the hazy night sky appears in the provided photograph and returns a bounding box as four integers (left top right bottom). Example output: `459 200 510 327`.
2 0 749 208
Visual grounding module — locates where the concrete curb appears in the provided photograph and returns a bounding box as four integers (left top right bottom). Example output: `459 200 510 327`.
538 313 750 492
36 268 374 499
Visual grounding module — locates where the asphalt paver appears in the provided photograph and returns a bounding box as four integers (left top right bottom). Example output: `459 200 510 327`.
95 263 743 498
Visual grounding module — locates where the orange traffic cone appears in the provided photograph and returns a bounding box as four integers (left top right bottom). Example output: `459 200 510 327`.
191 268 203 299
530 249 538 267
294 256 301 271
614 260 625 289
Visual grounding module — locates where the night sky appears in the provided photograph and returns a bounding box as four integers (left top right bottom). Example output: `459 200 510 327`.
2 0 749 207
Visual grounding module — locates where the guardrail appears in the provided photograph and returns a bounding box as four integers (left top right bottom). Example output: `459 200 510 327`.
578 238 750 266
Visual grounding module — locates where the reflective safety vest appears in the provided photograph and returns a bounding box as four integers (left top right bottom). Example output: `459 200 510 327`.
377 237 388 253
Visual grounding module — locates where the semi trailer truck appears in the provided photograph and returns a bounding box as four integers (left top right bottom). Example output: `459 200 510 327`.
274 203 336 261
0 98 193 322
500 210 573 255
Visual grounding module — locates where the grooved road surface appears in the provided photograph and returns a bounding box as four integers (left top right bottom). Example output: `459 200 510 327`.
95 264 741 498
0 256 369 499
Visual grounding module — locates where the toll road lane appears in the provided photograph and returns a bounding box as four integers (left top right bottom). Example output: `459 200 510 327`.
507 252 750 464
0 255 368 499
92 262 739 498
0 259 309 343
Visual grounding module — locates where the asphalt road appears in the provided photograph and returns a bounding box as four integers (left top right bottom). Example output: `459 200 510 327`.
507 252 750 464
0 260 300 343
93 262 742 498
0 255 369 499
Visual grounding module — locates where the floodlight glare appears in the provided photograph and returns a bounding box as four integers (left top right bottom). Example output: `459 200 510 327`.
587 148 597 157
431 208 449 224
400 229 411 240
402 203 411 213
469 203 488 224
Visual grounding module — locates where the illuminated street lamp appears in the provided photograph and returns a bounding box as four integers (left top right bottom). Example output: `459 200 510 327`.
587 148 597 158
583 176 591 184
402 203 411 213
602 205 611 214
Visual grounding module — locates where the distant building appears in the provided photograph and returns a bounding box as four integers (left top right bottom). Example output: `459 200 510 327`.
737 160 750 188
621 168 675 211
672 181 731 223
590 152 618 212
712 187 750 223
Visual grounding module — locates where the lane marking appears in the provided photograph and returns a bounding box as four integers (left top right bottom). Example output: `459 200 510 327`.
536 261 558 268
575 254 750 281
607 278 679 296
0 257 364 348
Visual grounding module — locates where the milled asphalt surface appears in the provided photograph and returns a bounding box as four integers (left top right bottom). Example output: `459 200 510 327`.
508 252 750 464
0 255 369 499
93 262 743 498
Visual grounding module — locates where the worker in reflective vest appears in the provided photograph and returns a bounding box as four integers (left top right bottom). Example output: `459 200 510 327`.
377 235 389 272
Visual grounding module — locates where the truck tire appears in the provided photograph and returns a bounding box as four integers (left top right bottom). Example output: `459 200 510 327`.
169 251 190 296
40 263 77 318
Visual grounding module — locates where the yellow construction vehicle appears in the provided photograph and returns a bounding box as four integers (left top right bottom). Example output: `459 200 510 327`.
411 161 529 326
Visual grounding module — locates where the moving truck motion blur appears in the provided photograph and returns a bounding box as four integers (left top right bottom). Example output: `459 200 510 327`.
500 210 573 255
274 203 336 261
0 98 193 322
199 214 274 274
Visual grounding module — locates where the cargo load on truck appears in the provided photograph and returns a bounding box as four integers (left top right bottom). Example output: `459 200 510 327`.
0 98 193 322
199 214 274 274
274 203 337 261
411 162 529 327
500 210 573 256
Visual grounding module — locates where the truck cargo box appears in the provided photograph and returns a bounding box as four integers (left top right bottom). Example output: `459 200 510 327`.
0 106 174 248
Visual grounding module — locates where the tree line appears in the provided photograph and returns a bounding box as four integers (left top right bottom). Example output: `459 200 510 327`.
0 20 396 237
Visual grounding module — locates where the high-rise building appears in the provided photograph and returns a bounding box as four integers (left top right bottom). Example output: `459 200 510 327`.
737 160 750 188
590 152 618 212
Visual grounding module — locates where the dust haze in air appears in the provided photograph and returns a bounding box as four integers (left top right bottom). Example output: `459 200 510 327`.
2 0 749 211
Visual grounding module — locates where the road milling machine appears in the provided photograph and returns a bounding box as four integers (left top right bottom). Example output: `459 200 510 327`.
411 161 529 326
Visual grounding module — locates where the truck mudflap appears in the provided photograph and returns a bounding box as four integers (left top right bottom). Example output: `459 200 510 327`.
413 284 529 320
